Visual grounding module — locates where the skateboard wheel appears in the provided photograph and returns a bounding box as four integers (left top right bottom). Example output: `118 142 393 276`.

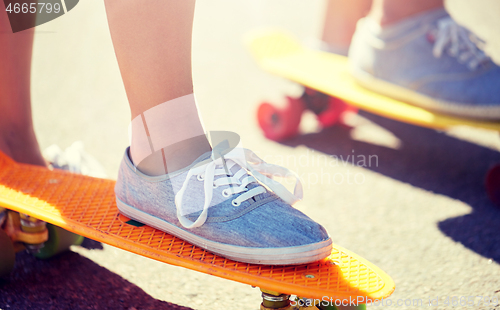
35 224 84 259
485 164 500 207
0 229 15 277
317 97 358 128
257 96 304 141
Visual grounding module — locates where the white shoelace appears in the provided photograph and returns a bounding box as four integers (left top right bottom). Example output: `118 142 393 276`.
432 17 489 70
175 148 303 229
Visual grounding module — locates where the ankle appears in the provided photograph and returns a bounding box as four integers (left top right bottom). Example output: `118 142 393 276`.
368 0 444 26
134 135 211 176
162 135 211 172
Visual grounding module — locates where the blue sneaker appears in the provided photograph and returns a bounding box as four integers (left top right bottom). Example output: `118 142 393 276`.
348 8 500 119
115 145 332 265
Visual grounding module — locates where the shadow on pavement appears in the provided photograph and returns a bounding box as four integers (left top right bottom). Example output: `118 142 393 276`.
0 250 193 310
80 237 104 250
281 111 500 263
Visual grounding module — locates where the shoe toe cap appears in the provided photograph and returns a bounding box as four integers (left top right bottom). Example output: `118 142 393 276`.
193 199 331 249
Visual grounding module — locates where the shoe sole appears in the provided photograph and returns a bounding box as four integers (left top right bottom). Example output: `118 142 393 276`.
116 197 333 265
351 67 500 120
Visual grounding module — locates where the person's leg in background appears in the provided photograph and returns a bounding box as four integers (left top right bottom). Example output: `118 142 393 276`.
104 0 210 176
367 0 444 26
324 0 500 118
321 0 371 55
320 0 444 54
0 2 45 166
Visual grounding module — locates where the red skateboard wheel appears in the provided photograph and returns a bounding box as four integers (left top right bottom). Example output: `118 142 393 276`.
257 96 304 141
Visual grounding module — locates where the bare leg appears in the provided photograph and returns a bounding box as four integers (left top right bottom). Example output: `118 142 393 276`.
321 0 444 51
0 2 45 166
321 0 371 53
368 0 444 26
104 0 210 176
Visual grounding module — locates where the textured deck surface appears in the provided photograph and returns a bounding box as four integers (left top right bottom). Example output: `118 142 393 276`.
0 152 394 300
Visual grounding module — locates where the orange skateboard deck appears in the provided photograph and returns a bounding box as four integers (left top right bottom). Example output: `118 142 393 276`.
0 151 394 304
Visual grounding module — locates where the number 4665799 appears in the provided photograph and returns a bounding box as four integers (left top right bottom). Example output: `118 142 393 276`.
5 2 62 14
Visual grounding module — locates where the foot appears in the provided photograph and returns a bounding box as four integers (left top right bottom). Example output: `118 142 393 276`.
115 142 332 265
348 8 500 119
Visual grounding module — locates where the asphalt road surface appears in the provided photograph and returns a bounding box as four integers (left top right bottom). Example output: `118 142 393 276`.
1 0 500 309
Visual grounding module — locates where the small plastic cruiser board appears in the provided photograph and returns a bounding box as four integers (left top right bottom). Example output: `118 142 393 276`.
0 151 394 309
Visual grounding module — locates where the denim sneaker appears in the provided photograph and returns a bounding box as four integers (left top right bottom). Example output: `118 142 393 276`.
115 145 332 265
348 8 500 119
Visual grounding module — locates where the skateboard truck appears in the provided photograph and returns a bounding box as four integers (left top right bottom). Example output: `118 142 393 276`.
256 88 356 141
260 288 290 309
1 210 48 253
302 88 330 116
260 288 322 310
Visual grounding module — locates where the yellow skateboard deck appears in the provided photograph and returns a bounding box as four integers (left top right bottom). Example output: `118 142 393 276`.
247 30 500 132
0 151 394 302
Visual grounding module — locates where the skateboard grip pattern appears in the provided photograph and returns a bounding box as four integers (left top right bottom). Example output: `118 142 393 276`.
0 152 394 300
